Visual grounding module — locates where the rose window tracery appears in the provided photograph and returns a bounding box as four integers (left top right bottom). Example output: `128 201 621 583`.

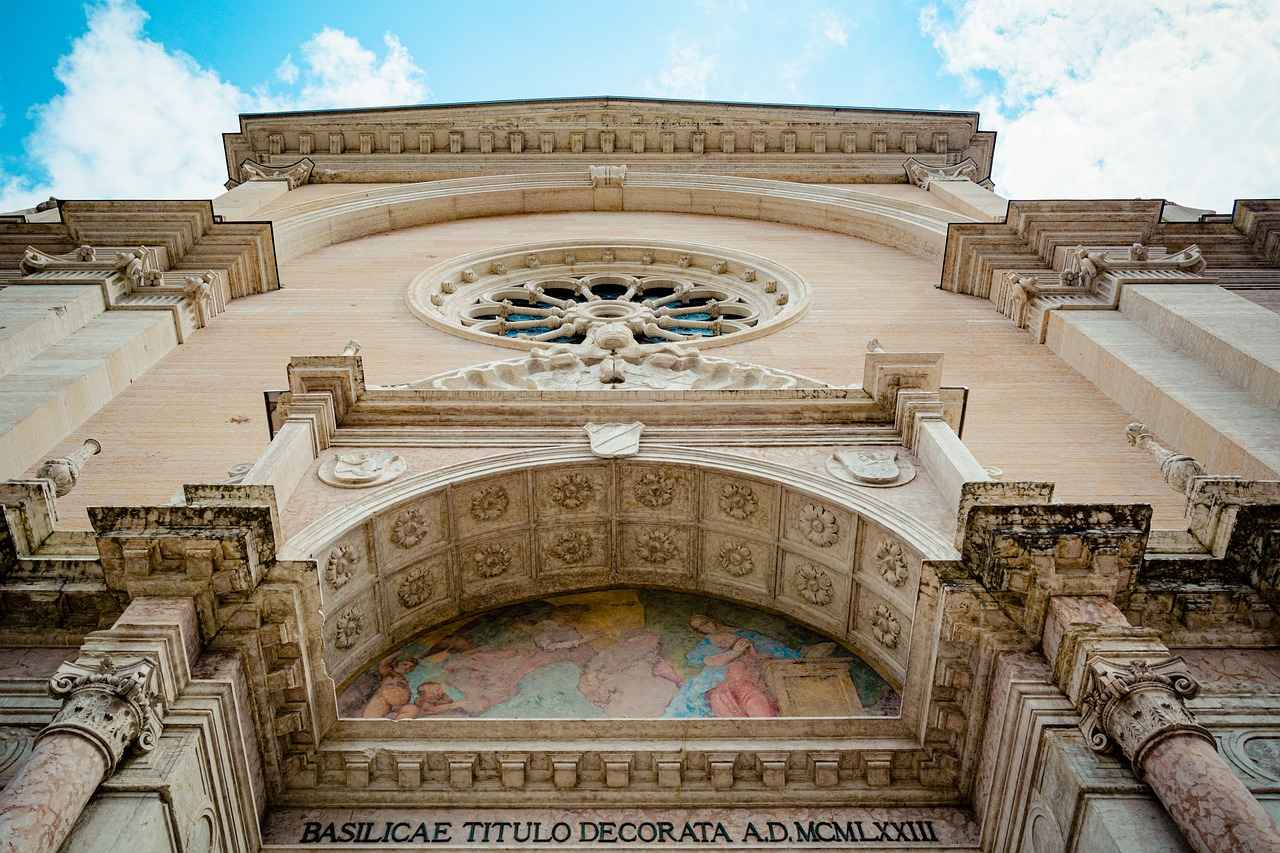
409 240 807 352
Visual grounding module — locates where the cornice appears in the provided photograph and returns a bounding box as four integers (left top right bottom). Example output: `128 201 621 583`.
223 97 995 187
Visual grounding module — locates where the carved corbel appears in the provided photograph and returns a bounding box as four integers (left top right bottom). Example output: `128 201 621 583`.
588 165 626 188
1077 656 1214 775
41 655 165 774
238 157 315 190
903 156 979 189
1126 422 1205 496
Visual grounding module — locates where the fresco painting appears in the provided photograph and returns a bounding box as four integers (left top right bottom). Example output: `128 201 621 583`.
339 589 900 720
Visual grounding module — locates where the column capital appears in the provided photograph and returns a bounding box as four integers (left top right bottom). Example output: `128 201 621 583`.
236 157 315 190
1077 655 1214 775
41 655 164 774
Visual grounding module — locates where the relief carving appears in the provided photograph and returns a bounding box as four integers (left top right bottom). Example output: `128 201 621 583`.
469 485 511 522
798 502 840 548
636 530 679 564
390 507 431 548
545 530 595 565
318 450 406 488
396 568 434 609
334 609 364 650
325 544 358 589
549 472 596 510
718 482 759 521
871 604 901 648
634 469 677 509
472 544 513 578
795 562 835 606
717 543 755 578
44 655 164 773
1077 657 1215 772
875 539 910 588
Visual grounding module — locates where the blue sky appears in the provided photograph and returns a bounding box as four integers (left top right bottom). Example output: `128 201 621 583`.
2 1 1278 212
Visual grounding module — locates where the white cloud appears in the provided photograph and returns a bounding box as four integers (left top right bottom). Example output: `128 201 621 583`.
646 40 718 100
921 0 1280 212
275 54 299 85
819 10 849 47
0 0 429 212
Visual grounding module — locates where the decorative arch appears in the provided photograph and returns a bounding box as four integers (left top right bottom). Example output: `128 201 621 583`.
281 446 958 708
268 170 957 264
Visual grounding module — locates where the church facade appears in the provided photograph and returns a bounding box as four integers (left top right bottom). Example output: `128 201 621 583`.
0 96 1278 852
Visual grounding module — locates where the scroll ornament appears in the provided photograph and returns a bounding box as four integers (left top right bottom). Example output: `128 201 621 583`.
1077 657 1215 774
42 656 164 774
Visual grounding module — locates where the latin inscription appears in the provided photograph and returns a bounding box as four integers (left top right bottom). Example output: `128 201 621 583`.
297 817 944 845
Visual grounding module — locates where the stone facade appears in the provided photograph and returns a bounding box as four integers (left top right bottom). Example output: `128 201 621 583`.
1 98 1279 852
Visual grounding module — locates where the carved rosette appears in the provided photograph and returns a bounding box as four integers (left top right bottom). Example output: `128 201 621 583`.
390 507 431 548
334 609 364 649
396 569 434 609
636 530 679 564
469 486 510 522
1077 657 1216 774
716 543 754 577
472 544 513 578
549 473 596 510
42 656 164 774
325 544 358 589
795 563 834 606
634 470 677 509
875 540 910 587
798 502 839 548
871 604 901 648
718 483 759 521
546 530 595 565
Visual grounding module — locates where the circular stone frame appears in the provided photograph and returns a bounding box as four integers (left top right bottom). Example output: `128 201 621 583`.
406 239 810 351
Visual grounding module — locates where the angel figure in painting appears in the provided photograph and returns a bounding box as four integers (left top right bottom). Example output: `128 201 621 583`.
360 654 418 718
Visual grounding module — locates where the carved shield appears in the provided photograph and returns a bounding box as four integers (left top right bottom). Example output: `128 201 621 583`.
834 449 900 485
583 422 644 458
332 451 385 484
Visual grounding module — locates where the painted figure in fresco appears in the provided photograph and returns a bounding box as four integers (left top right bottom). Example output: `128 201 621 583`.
391 681 469 718
360 654 418 718
578 630 685 716
664 615 805 718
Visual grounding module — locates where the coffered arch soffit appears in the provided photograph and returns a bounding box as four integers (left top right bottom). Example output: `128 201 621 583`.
281 446 959 709
269 171 957 265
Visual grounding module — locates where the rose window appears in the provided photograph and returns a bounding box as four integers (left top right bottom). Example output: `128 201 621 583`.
409 240 807 351
463 273 756 345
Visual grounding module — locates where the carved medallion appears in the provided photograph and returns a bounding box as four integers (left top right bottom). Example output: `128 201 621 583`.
545 530 595 565
875 539 910 588
396 569 434 609
871 604 901 648
798 502 840 548
318 450 406 488
718 482 759 521
390 507 431 549
826 449 917 488
469 485 510 522
795 562 834 606
549 472 597 510
325 544 358 589
585 422 644 458
717 543 755 578
636 530 679 564
472 544 513 578
634 469 677 509
334 609 364 649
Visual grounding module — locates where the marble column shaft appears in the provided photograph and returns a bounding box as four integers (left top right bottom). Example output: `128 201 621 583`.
0 733 107 853
1143 735 1280 853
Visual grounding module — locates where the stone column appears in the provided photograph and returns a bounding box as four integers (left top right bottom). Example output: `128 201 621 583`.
0 656 163 853
1046 597 1280 853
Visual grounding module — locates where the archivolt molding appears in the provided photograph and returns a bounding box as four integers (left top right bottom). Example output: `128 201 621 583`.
270 170 958 264
406 239 808 352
